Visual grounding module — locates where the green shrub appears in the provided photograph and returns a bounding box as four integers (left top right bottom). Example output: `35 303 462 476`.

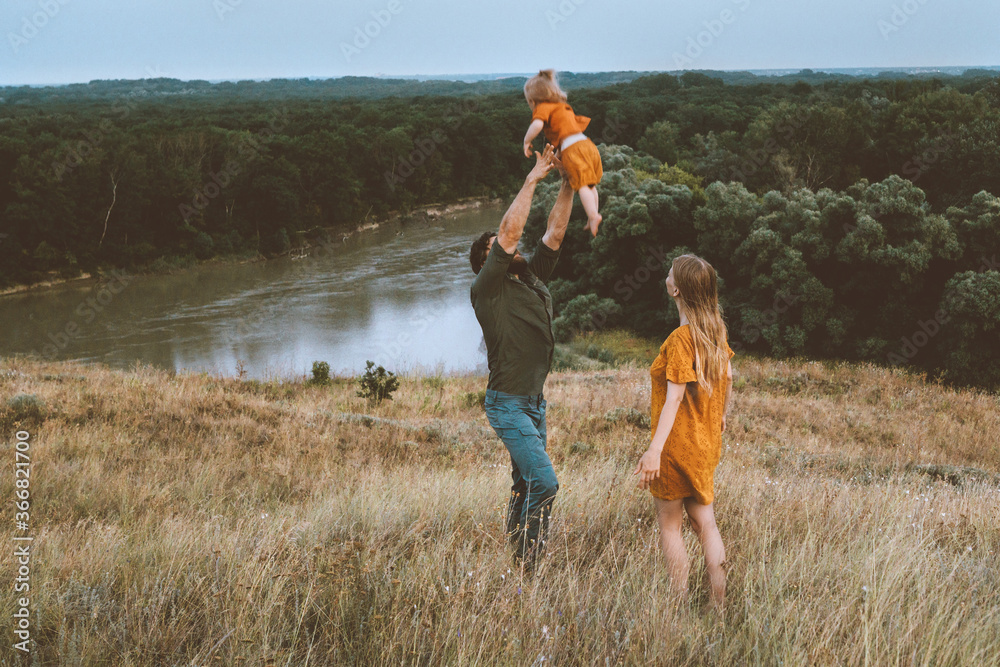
357 361 400 403
635 162 706 205
3 394 47 427
423 375 446 391
552 294 622 343
460 390 487 410
193 231 214 259
636 120 680 165
309 361 331 386
265 227 291 254
934 270 1000 389
551 347 586 372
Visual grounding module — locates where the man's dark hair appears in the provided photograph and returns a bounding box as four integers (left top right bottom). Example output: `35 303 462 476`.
470 231 497 275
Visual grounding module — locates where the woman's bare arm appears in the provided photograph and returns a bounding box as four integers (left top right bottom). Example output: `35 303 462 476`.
722 359 733 432
634 381 686 489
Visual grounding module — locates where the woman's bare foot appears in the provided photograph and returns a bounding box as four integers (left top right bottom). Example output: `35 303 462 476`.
587 213 602 237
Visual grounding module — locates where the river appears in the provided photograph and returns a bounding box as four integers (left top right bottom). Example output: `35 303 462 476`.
2 204 505 379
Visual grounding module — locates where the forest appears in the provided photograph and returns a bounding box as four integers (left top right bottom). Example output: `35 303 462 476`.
1 69 998 387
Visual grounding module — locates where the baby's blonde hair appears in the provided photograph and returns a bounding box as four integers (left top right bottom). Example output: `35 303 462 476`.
524 69 567 104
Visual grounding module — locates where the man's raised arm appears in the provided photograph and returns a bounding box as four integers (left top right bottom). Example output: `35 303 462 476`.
495 144 556 254
541 173 575 252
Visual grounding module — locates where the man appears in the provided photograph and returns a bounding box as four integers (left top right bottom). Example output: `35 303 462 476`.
469 144 575 570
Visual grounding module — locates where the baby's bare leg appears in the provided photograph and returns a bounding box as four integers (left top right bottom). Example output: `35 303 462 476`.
578 185 602 237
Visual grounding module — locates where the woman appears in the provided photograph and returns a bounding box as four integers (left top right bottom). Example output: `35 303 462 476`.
634 254 735 612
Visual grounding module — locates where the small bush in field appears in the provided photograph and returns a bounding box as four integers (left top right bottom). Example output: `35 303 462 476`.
2 393 47 428
552 346 585 371
309 361 331 386
423 375 446 391
357 360 400 402
461 390 487 410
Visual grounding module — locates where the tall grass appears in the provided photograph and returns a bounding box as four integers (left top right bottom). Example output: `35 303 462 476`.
1 351 998 665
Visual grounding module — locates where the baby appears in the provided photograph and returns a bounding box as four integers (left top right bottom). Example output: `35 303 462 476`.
523 69 604 237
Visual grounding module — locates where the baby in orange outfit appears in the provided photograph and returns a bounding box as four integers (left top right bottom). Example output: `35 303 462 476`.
522 70 604 237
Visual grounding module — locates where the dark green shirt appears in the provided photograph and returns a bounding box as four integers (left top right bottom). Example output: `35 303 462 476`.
470 239 561 396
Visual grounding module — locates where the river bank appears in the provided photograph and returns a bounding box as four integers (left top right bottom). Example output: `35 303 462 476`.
1 199 505 378
0 196 504 298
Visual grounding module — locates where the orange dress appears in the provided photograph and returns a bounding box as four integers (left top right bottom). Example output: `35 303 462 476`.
531 102 603 191
531 101 591 148
648 325 734 505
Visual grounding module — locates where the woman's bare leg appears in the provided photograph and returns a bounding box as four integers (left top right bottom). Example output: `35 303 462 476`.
683 498 726 612
653 498 689 598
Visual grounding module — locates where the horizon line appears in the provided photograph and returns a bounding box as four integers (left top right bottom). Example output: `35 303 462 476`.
3 64 999 89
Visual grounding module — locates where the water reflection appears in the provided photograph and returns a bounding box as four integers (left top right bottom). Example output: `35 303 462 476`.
3 206 502 379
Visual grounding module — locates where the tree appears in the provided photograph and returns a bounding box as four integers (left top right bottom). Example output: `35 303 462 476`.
934 270 1000 389
946 190 1000 271
552 294 622 342
636 121 680 164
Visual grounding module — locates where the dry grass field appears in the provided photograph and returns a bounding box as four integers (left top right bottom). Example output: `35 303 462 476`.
2 339 999 665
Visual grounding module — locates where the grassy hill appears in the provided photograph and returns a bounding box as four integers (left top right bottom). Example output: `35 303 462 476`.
1 344 998 664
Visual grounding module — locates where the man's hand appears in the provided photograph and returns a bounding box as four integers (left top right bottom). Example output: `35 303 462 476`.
496 143 556 254
525 144 556 185
552 152 568 181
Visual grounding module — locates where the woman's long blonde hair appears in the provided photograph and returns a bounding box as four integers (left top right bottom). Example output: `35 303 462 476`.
524 69 567 104
673 254 729 393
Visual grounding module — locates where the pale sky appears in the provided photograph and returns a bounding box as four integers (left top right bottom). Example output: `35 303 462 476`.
1 0 998 85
